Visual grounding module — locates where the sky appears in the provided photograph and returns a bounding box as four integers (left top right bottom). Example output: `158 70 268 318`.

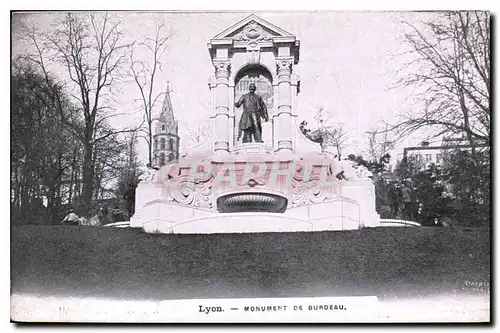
12 11 435 164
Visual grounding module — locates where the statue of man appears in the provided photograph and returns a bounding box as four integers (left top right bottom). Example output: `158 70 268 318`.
234 83 269 143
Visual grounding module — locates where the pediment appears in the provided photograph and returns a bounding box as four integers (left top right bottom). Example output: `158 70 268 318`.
212 14 294 41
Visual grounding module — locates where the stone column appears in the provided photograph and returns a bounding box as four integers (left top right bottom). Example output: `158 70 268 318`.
275 57 294 153
228 84 235 147
212 59 231 155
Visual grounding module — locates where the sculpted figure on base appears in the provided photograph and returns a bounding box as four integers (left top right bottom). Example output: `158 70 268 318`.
235 83 269 143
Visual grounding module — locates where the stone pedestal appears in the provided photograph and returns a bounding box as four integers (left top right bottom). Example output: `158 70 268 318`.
132 151 379 234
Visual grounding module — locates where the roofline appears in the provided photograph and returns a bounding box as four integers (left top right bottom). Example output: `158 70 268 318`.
403 144 489 156
212 14 293 39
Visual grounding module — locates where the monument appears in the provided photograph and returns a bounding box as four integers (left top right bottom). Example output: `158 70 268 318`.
130 14 380 234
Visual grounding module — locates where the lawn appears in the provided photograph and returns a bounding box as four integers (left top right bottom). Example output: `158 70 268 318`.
11 225 490 301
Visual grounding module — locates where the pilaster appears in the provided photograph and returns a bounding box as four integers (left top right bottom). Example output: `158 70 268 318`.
274 56 294 153
212 59 231 155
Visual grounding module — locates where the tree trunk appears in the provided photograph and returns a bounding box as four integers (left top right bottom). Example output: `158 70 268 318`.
46 184 55 224
75 166 81 200
20 165 32 214
68 147 79 205
82 142 94 215
148 120 153 166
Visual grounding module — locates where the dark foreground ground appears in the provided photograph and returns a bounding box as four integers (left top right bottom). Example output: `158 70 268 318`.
11 225 490 301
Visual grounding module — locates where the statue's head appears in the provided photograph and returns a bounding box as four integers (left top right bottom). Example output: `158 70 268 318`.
249 83 256 93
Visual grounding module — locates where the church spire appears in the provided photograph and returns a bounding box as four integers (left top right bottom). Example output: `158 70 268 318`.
159 81 177 133
153 81 179 167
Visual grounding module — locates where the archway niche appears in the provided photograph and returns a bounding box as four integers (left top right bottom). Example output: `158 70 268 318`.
233 65 274 145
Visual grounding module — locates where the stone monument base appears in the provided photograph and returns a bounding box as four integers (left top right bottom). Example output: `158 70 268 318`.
131 147 380 235
130 195 377 234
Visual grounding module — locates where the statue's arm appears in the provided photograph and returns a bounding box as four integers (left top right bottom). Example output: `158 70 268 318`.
234 95 244 108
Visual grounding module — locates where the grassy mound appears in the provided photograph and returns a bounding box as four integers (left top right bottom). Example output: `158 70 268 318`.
11 225 490 300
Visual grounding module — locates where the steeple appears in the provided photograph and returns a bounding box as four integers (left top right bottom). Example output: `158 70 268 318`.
153 81 180 167
159 81 178 134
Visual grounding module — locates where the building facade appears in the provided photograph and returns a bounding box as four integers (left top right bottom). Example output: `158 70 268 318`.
402 137 487 170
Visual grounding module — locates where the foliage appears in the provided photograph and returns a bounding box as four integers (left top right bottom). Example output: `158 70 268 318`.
441 149 490 226
392 148 490 227
11 61 83 224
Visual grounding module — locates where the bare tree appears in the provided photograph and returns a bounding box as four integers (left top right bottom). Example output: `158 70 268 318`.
312 107 350 159
19 13 133 213
130 22 172 166
183 121 211 150
389 11 490 146
366 125 396 162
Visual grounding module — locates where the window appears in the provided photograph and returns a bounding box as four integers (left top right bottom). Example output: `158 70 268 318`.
160 138 166 150
425 154 432 162
436 153 442 164
154 139 158 150
169 138 174 151
415 154 422 162
159 153 165 166
161 124 166 131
